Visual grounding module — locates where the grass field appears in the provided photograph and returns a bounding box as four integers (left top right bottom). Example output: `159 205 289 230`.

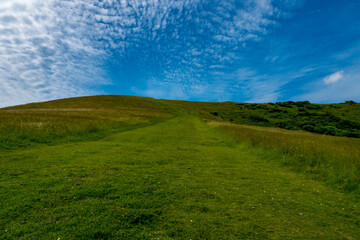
0 96 171 151
1 95 360 239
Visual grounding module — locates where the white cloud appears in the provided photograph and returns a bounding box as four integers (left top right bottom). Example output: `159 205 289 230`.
0 0 109 107
0 0 211 107
295 65 360 103
323 71 344 85
0 0 290 107
234 0 278 35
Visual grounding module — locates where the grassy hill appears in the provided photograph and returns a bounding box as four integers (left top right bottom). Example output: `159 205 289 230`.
1 95 360 239
0 95 172 151
2 96 359 152
177 100 360 138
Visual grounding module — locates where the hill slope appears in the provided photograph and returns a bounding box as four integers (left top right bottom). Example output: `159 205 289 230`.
1 116 360 239
1 96 359 152
1 95 360 239
0 95 172 151
175 100 360 138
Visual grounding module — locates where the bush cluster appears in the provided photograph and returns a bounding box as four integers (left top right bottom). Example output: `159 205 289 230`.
208 100 360 138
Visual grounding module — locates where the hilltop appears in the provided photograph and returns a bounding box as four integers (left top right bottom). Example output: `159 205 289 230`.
1 96 359 152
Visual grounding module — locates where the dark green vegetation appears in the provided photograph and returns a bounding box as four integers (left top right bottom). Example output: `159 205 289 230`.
1 96 360 239
178 100 360 138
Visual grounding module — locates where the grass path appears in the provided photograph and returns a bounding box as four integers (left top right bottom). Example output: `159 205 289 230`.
1 116 359 239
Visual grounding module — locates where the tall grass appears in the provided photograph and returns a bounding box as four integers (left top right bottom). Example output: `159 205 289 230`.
211 122 360 194
0 96 171 151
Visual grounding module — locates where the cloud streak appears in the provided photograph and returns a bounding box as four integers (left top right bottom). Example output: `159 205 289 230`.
0 0 293 107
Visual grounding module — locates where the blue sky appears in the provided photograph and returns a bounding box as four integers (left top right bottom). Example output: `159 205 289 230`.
0 0 359 107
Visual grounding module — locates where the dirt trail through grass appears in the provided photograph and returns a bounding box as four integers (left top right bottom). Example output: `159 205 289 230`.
1 116 359 239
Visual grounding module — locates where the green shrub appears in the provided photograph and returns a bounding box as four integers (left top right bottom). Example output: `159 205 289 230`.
276 121 297 130
269 108 282 113
297 108 313 117
305 104 322 110
301 124 316 132
276 101 294 108
249 115 270 123
337 130 360 138
293 101 310 107
337 119 360 130
345 100 357 104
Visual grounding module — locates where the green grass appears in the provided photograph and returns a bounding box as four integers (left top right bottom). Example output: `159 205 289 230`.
1 96 359 152
0 95 171 151
1 95 360 239
210 121 360 194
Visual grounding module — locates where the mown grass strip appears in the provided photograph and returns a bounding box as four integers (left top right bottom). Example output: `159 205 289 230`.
1 116 360 239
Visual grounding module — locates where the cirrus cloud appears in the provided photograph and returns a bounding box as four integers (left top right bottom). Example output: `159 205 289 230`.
0 0 293 107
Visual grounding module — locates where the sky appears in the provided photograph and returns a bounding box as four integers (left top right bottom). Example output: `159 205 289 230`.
0 0 360 107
